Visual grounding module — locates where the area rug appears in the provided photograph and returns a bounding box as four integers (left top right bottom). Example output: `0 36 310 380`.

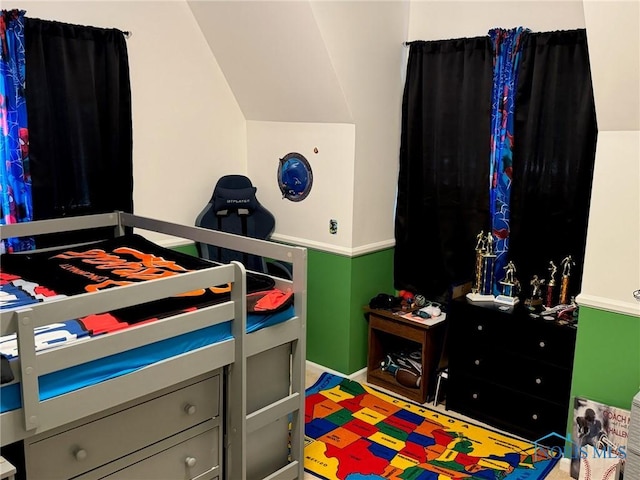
304 372 560 480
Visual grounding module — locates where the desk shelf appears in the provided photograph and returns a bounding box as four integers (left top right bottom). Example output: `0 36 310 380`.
365 308 446 404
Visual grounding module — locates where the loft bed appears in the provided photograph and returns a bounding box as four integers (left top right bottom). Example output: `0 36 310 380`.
0 212 307 480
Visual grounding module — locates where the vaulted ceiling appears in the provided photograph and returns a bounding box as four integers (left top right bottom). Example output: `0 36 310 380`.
187 1 410 124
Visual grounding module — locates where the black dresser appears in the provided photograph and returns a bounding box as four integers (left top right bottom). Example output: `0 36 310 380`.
446 297 577 446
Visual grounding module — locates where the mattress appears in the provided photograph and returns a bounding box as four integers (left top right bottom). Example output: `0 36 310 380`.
0 233 295 413
0 306 294 413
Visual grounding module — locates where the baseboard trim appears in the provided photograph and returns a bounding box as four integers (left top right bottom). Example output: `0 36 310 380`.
576 293 640 317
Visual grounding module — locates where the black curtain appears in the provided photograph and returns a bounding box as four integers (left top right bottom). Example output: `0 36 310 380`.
394 38 494 301
509 29 597 299
24 18 132 243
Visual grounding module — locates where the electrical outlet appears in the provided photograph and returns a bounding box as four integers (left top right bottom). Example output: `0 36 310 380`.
329 219 338 234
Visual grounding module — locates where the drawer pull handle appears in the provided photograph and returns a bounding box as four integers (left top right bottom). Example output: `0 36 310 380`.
184 404 197 415
535 378 542 384
185 457 197 468
539 341 546 348
474 360 480 366
532 414 538 420
74 449 88 462
477 325 483 331
472 393 478 399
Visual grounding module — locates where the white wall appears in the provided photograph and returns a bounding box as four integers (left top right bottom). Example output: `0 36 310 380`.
310 1 410 253
579 132 640 315
9 0 247 245
407 1 586 40
188 0 352 124
577 0 640 315
247 121 356 255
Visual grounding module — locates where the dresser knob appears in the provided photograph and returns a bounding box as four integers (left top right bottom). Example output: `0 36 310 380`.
532 414 538 420
535 378 542 384
185 456 197 468
477 325 483 331
539 341 546 348
184 404 197 415
472 393 478 399
474 360 480 366
74 449 88 461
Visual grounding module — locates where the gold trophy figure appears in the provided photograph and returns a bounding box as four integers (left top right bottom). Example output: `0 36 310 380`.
471 231 485 294
525 274 545 310
467 231 496 302
495 260 520 306
559 255 575 305
545 261 557 307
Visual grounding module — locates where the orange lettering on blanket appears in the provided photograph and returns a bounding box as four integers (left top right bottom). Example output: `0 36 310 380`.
53 248 232 296
54 248 187 279
59 264 110 283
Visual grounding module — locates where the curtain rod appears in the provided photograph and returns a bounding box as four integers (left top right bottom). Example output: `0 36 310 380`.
121 30 132 39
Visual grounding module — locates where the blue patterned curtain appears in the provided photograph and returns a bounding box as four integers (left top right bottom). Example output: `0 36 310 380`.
488 27 528 295
1 9 33 253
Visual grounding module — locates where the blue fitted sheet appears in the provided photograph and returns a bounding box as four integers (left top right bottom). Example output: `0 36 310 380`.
0 306 294 413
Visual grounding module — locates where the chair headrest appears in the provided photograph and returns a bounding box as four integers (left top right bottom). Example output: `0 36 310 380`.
211 175 258 216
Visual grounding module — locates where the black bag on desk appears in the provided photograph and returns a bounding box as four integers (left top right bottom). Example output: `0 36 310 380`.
369 293 399 310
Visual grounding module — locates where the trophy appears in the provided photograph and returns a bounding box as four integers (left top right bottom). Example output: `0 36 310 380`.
495 260 520 305
525 274 545 310
559 255 575 305
545 261 558 307
466 231 497 302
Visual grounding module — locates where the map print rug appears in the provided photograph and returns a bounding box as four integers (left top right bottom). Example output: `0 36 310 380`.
304 372 559 480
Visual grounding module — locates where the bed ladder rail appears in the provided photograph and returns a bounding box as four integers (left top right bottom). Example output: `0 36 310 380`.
246 316 301 357
246 393 300 434
260 461 301 480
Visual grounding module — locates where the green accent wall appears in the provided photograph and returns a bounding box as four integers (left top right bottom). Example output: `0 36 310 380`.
172 243 199 257
306 247 395 374
569 306 640 418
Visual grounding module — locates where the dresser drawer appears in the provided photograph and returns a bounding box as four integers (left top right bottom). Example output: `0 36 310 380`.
450 300 576 367
517 324 575 366
451 350 572 402
449 313 510 348
26 375 220 480
100 428 218 480
447 374 569 444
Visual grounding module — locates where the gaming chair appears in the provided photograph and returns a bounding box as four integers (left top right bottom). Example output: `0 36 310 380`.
195 175 291 278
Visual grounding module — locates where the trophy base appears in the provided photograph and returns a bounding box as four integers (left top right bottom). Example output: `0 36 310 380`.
495 295 520 306
466 292 496 302
524 298 543 311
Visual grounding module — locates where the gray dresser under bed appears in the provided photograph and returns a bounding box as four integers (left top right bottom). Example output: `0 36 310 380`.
24 371 223 480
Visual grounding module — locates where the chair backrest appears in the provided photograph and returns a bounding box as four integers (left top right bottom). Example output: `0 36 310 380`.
195 175 275 273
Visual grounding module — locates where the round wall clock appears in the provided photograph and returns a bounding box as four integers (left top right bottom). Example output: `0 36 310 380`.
277 152 313 202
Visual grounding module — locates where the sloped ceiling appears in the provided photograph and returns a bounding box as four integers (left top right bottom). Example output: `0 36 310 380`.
188 0 353 123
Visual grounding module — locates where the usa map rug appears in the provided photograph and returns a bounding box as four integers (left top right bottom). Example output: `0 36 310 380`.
304 372 559 480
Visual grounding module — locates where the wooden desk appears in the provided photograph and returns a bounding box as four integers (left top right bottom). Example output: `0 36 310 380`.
364 307 447 404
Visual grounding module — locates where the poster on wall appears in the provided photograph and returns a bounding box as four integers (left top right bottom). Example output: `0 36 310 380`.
571 396 631 479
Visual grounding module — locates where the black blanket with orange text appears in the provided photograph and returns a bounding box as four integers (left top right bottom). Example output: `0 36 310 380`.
0 234 275 325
